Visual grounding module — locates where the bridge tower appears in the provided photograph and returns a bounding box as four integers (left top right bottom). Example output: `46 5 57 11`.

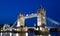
17 12 25 27
16 13 28 36
37 6 46 27
37 6 48 32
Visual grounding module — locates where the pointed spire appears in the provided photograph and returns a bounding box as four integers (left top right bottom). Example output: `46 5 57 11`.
37 5 43 13
19 12 23 17
39 5 43 9
37 5 46 16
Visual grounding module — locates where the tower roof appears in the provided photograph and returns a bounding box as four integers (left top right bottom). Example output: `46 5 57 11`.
37 5 46 16
37 5 44 13
20 12 23 15
39 5 43 9
19 12 23 16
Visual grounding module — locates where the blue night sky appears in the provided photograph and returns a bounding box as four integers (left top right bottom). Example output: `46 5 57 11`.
0 0 60 27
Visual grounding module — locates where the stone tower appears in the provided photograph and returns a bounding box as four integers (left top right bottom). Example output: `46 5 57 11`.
17 13 25 27
37 6 49 34
37 6 46 26
17 13 28 36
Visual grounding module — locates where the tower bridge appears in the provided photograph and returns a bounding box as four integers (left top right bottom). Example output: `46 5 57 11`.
2 6 60 32
2 6 46 32
1 6 60 36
